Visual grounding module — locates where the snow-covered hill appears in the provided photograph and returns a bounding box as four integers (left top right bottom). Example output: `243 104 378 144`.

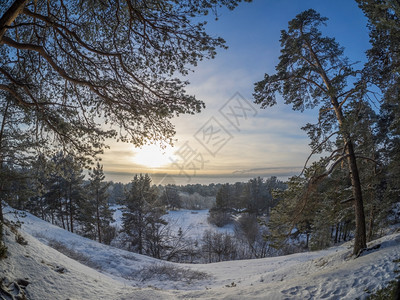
1 205 400 300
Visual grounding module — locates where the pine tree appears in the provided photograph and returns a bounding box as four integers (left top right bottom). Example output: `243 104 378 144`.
0 0 251 222
243 177 269 216
82 163 114 243
26 154 51 221
357 0 400 229
0 95 39 222
160 184 182 210
254 9 371 255
44 153 85 232
108 182 125 205
121 174 166 255
209 183 233 227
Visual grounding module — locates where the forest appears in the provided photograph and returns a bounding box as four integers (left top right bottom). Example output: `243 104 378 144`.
0 153 289 263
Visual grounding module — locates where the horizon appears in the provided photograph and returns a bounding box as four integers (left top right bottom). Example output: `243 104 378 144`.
103 169 299 185
98 0 370 184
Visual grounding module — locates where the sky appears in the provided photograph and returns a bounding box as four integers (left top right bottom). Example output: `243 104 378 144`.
100 0 371 185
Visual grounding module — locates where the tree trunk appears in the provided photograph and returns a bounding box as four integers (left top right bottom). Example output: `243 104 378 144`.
0 196 3 224
138 209 143 254
346 140 367 255
0 99 11 224
60 197 66 230
138 227 143 254
342 224 346 241
367 207 375 242
96 188 102 243
0 0 28 42
69 183 74 233
334 223 340 243
330 98 367 255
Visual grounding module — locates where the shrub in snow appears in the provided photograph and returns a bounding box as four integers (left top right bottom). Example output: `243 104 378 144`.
139 263 210 283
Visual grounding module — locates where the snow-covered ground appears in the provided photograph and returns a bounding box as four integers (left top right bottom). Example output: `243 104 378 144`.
1 205 400 299
165 209 235 236
113 207 235 238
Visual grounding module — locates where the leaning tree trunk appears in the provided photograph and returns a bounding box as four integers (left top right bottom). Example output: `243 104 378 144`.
331 98 367 256
307 41 368 255
346 140 367 255
0 0 28 41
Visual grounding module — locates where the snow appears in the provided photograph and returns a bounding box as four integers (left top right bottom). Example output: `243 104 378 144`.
164 209 234 236
2 205 400 300
112 207 235 238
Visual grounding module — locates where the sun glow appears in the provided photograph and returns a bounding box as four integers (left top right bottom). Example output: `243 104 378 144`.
132 144 176 169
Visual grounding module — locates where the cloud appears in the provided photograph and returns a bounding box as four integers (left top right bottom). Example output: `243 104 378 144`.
98 0 369 184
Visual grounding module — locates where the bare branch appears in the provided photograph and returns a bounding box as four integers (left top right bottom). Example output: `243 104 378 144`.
355 155 379 165
298 75 328 93
340 197 354 204
300 130 339 176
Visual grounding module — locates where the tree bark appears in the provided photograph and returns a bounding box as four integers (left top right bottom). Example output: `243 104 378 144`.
0 0 27 41
306 37 368 255
367 207 375 242
60 198 66 230
0 196 3 223
69 183 74 233
0 99 10 224
96 188 102 244
330 99 367 255
346 140 367 255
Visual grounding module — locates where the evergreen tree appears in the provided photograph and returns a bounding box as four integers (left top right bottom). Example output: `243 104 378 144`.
61 155 86 234
243 177 269 215
121 174 166 255
160 184 182 210
267 174 312 250
0 95 39 222
254 9 372 255
108 182 125 205
0 0 250 222
44 153 85 232
26 154 51 221
357 0 400 227
82 163 114 243
209 183 233 227
215 183 232 211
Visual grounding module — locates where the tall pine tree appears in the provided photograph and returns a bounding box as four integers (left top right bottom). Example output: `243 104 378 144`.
254 9 371 255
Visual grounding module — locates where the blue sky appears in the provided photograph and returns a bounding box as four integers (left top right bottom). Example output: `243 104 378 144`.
101 0 371 185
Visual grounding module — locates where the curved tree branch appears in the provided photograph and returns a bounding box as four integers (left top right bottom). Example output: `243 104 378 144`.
300 130 339 176
0 0 28 41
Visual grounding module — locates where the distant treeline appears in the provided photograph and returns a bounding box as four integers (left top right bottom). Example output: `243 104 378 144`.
2 152 292 262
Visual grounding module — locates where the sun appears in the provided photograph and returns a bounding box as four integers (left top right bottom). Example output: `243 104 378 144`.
132 144 176 169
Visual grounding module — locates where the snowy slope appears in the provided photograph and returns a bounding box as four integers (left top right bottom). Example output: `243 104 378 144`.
1 205 400 300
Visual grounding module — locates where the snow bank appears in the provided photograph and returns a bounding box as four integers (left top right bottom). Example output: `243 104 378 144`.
1 206 400 299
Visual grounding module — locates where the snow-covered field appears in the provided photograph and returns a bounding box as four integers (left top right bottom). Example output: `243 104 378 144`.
113 207 234 238
1 205 400 299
